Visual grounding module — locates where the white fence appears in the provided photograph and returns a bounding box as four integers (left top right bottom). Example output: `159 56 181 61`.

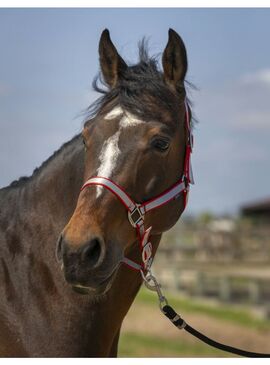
153 220 270 317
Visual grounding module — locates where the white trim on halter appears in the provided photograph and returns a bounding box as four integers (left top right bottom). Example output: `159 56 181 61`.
83 176 137 212
142 181 186 212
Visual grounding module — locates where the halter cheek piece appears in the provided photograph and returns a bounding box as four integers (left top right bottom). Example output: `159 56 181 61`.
81 100 194 273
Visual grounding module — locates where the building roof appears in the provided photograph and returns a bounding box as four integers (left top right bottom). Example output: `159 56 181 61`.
241 198 270 214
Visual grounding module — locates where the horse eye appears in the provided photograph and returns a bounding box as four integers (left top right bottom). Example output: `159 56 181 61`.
151 138 170 152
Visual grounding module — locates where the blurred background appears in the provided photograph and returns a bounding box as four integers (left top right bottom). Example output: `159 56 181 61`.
0 7 270 357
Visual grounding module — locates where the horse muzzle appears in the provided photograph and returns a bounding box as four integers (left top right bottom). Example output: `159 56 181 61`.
56 234 121 294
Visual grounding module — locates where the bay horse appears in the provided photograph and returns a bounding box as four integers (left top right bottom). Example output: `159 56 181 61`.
0 28 193 357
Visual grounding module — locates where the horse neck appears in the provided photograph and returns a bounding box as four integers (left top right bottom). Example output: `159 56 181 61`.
30 134 84 224
0 134 162 356
0 135 84 255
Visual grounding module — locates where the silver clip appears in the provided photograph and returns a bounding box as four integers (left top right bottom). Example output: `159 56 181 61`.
140 269 168 310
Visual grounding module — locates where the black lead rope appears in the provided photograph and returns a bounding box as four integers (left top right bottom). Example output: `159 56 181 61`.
141 270 270 358
162 304 270 358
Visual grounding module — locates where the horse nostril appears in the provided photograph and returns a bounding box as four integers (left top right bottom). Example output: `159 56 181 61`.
81 237 103 268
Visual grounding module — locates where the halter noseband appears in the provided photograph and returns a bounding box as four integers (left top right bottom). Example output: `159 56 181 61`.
81 100 194 273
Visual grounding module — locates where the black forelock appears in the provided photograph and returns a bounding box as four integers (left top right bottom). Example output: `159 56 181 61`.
85 39 191 124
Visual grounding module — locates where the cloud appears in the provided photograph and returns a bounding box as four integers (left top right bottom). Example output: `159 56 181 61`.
241 68 270 86
234 110 270 130
194 69 270 132
188 70 270 214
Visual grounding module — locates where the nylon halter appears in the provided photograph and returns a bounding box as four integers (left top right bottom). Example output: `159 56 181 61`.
81 100 194 273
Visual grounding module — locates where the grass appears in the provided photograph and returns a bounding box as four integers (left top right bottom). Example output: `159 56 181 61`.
119 332 228 357
136 287 270 332
118 287 270 357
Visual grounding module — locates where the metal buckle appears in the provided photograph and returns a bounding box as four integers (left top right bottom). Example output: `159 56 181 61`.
142 242 152 265
128 205 144 227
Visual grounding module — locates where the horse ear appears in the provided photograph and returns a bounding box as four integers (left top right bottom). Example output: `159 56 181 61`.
99 29 127 88
162 29 188 91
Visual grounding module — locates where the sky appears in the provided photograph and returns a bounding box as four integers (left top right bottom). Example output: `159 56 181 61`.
0 8 270 215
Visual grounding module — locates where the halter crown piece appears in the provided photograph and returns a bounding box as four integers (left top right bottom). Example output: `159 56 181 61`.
81 100 194 274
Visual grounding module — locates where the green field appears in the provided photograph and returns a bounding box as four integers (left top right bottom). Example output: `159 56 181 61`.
119 332 225 357
136 288 270 330
118 288 270 357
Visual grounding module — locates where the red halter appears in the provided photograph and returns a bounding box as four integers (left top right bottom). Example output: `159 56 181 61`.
81 100 194 273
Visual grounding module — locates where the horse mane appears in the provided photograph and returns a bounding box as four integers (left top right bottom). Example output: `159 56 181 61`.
85 39 196 126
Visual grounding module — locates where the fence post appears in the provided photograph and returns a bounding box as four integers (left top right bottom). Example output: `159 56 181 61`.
248 280 260 304
196 272 205 296
219 276 231 302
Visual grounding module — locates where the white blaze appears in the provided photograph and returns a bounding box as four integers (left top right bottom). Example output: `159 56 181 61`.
104 106 123 120
120 112 143 128
96 106 144 198
96 131 121 197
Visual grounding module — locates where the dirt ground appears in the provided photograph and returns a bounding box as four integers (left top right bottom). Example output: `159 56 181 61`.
121 301 270 355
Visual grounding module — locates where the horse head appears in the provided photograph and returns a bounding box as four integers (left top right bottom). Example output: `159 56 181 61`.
56 29 192 295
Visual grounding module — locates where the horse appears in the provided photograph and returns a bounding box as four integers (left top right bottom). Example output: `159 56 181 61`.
0 28 193 357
